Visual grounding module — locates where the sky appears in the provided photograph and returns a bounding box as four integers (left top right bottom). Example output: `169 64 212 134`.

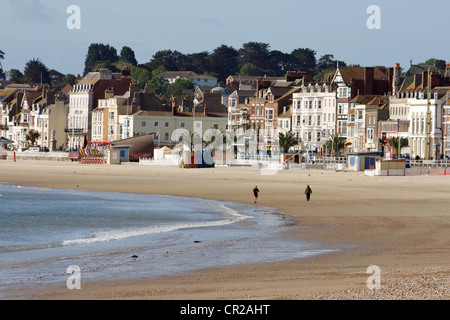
0 0 449 77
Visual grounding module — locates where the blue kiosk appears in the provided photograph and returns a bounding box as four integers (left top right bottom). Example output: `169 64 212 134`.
346 152 383 171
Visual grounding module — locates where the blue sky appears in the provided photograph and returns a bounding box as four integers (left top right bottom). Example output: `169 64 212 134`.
1 0 448 76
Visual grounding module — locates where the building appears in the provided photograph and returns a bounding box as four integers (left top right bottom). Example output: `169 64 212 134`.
348 95 389 153
39 98 69 150
391 63 450 159
118 107 228 146
291 82 335 153
331 65 393 146
227 89 256 133
67 67 137 149
91 83 166 144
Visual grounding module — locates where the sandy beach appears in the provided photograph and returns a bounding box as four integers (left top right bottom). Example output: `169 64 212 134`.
0 160 449 300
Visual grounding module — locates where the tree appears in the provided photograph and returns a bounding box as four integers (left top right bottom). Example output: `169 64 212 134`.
26 129 40 146
54 74 76 90
24 58 50 84
8 69 25 83
327 134 345 156
120 46 138 66
279 131 298 153
84 43 119 74
149 65 169 96
145 49 186 71
167 78 194 98
130 66 152 89
267 50 296 76
423 58 446 76
290 48 317 75
210 45 239 82
240 63 264 76
182 51 211 74
388 137 408 157
238 42 271 71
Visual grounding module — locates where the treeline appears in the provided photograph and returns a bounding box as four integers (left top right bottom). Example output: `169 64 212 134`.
83 42 347 87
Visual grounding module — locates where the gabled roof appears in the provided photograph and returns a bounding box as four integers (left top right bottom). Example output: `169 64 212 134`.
278 107 292 118
399 64 437 92
334 66 389 84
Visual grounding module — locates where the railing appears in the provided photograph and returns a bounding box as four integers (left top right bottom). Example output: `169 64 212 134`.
409 160 450 168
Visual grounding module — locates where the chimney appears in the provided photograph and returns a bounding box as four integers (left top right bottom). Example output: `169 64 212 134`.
105 87 114 99
204 103 208 116
121 65 131 78
422 71 428 89
414 74 422 89
171 96 177 116
393 63 401 95
364 67 374 95
429 71 443 88
445 63 450 80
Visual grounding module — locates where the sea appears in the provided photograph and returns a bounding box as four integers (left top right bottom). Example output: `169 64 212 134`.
0 182 336 299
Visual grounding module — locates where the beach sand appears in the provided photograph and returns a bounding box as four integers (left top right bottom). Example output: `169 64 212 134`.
0 160 449 300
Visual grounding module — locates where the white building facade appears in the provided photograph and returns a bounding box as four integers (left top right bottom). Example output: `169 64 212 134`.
291 83 335 153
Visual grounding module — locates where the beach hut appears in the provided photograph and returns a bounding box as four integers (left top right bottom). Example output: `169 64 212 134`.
346 152 383 171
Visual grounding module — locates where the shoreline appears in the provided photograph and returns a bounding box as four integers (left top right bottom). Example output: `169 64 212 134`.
1 160 449 300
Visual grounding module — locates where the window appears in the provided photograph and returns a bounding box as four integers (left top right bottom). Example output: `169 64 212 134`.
317 116 321 126
165 122 169 127
367 128 374 141
318 101 322 109
141 121 146 127
164 132 169 140
180 122 185 128
154 121 159 127
213 124 219 129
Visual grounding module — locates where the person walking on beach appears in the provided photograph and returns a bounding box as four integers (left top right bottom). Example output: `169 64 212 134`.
253 186 259 204
305 185 312 201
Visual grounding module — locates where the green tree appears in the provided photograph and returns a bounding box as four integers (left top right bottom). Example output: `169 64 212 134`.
327 134 345 156
388 137 408 157
279 131 298 153
290 48 317 75
26 129 41 146
210 45 239 82
120 46 138 66
131 66 152 89
167 78 194 98
149 65 169 96
423 58 446 76
8 69 25 83
240 63 264 76
238 42 271 71
182 51 211 74
145 49 186 71
24 58 50 84
84 43 119 74
54 74 76 90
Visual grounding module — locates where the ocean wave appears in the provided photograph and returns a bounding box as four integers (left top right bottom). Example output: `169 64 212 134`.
62 204 251 246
